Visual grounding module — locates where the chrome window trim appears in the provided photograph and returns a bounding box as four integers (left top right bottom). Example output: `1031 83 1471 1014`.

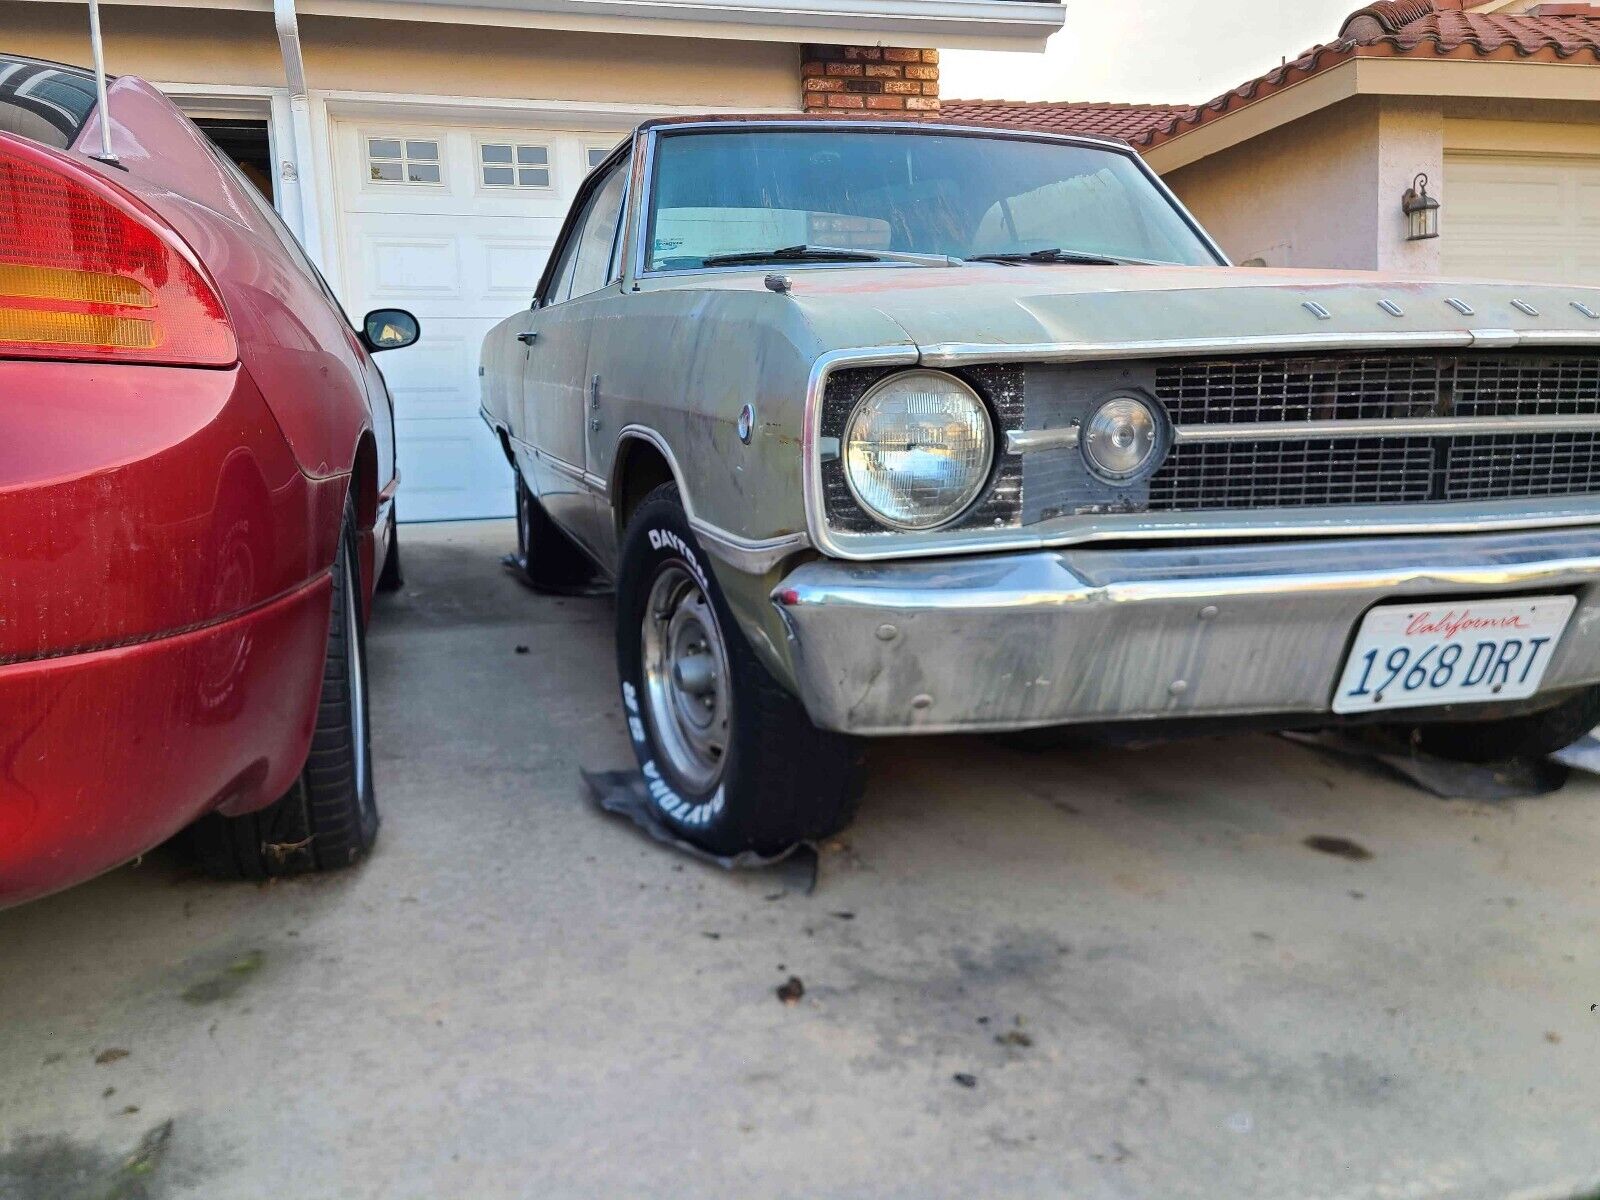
803 345 1600 563
627 120 1230 282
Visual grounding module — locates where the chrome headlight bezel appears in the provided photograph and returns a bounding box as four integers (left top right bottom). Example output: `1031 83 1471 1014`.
842 369 997 531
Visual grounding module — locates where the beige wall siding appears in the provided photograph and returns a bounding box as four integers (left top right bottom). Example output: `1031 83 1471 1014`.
1374 98 1444 274
1 2 802 107
1164 96 1443 273
1165 99 1385 270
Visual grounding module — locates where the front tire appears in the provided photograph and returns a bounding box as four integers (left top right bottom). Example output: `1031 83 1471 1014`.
513 466 595 590
186 495 380 879
615 484 865 857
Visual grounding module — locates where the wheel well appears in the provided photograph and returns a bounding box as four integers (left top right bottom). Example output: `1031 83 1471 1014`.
350 432 378 533
613 437 678 533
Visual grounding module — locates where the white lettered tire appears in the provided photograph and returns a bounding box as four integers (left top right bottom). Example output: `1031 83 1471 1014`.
615 484 865 856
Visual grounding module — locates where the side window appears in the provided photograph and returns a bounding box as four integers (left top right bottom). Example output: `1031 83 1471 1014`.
568 163 628 300
541 159 628 307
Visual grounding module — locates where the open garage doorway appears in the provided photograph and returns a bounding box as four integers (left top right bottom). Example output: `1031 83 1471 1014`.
195 117 274 203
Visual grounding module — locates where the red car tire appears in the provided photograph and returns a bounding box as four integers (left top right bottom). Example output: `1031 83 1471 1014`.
185 495 380 878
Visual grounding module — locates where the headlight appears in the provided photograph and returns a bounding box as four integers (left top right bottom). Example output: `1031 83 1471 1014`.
1082 395 1161 482
843 370 994 530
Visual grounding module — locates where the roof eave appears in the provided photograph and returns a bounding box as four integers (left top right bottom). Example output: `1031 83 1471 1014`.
68 0 1067 49
1142 46 1600 173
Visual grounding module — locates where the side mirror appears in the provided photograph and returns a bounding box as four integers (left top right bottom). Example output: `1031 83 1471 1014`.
362 308 420 353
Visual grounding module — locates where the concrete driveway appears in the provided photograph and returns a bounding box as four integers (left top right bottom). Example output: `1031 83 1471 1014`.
4 520 1600 1200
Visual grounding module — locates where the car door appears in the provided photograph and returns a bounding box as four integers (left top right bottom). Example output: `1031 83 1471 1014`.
519 157 628 551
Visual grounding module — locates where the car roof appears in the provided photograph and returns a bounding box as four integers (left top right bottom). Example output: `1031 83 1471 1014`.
632 114 1133 151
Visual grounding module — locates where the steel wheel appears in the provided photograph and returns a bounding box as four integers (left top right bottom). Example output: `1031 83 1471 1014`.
640 563 731 793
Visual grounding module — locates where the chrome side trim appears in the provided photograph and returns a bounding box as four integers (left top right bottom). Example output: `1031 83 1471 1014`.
507 433 606 492
918 328 1600 368
1170 414 1600 444
613 424 811 573
689 521 811 574
1007 426 1081 454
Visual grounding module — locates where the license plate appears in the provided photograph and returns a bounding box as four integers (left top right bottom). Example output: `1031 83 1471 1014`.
1331 595 1576 715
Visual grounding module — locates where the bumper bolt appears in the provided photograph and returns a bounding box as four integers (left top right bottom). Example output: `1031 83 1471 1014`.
1199 605 1219 621
1169 680 1189 696
911 694 933 710
876 624 899 642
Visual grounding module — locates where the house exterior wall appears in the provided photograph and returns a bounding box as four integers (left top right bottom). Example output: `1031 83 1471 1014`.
1162 96 1444 273
1 2 803 107
1164 98 1384 270
1155 85 1600 277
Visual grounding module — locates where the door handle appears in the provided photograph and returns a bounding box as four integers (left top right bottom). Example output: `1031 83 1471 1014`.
517 332 538 346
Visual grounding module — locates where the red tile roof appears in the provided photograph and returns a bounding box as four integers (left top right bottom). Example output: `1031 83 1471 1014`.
1137 0 1600 149
938 99 1191 143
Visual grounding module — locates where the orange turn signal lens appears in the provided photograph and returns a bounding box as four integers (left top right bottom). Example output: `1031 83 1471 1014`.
0 307 160 350
0 262 153 308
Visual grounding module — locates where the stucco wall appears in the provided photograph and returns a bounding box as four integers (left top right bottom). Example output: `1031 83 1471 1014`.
1 1 802 107
1164 96 1443 274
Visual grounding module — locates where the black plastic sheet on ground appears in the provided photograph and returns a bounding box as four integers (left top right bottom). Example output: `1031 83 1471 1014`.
581 769 819 892
1281 727 1580 800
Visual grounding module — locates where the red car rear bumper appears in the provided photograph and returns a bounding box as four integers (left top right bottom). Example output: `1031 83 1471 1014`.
0 359 352 907
0 574 331 907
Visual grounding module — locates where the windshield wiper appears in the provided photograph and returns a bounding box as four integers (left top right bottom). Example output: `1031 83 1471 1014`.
967 248 1127 267
701 244 961 268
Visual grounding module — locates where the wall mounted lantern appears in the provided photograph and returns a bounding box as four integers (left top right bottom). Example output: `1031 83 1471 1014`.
1402 173 1440 241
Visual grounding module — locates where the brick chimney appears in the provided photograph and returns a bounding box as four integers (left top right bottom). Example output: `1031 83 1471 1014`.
801 45 940 114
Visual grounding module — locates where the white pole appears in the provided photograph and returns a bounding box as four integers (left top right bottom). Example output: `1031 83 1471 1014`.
85 0 118 163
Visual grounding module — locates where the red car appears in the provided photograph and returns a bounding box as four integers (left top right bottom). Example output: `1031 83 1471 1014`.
0 54 413 906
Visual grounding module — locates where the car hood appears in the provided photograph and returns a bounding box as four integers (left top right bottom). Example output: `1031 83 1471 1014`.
763 264 1600 358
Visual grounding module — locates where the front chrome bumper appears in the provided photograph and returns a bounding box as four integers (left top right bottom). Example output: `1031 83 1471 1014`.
771 527 1600 735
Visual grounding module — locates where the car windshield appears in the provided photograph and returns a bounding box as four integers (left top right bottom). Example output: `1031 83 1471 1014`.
644 127 1220 272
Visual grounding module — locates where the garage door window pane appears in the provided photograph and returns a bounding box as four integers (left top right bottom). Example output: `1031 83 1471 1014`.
481 142 550 189
369 135 443 186
587 147 611 170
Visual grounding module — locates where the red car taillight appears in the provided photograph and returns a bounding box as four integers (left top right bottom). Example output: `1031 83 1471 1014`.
0 136 236 367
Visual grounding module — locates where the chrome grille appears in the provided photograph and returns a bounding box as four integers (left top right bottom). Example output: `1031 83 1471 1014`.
1443 432 1600 500
1156 356 1446 424
1146 352 1600 512
1151 438 1436 511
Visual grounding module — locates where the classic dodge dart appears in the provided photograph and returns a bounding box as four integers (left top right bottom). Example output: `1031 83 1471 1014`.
482 116 1600 855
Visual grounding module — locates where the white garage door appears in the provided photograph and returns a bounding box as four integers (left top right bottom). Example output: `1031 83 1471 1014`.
333 120 622 520
1443 153 1600 287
